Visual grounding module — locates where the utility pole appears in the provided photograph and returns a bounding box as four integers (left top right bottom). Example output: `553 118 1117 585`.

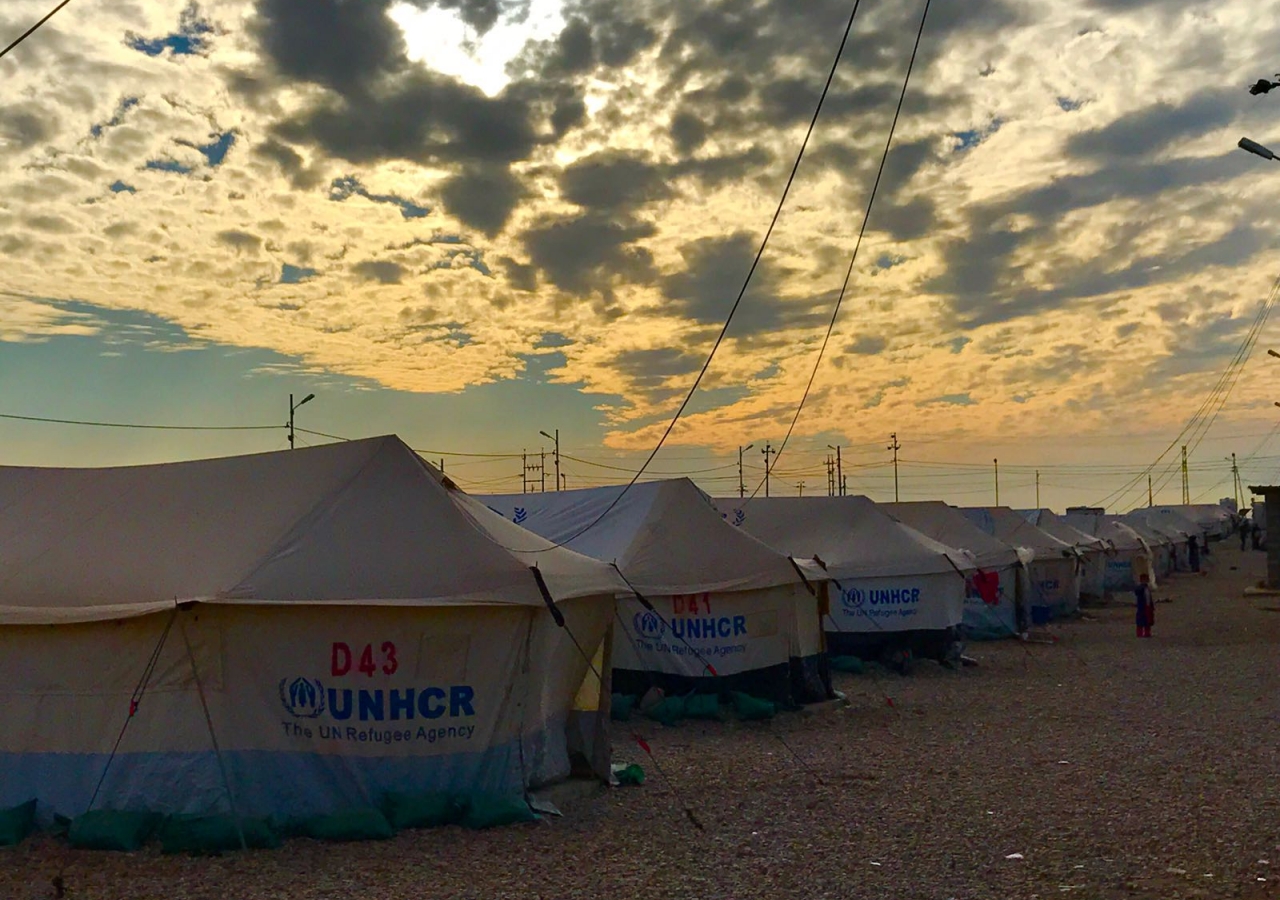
540 430 560 491
540 448 547 493
1035 470 1040 508
828 444 844 496
738 444 754 499
825 455 835 497
994 458 999 505
1148 474 1153 508
796 480 805 497
762 444 776 498
524 450 542 493
888 433 901 502
1181 445 1190 505
521 450 528 492
1231 452 1241 510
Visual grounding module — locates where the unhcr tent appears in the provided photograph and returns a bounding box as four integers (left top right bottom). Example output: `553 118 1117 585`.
1018 509 1109 601
960 506 1081 622
1126 509 1197 571
481 480 830 705
1063 512 1153 591
884 502 1025 640
0 436 628 824
719 496 973 663
1147 504 1234 541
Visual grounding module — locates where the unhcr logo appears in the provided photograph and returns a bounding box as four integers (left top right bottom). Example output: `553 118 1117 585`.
280 677 327 718
633 610 665 638
514 507 528 525
841 587 866 610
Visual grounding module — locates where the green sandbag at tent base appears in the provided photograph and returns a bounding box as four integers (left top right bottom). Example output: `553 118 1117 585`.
0 800 36 847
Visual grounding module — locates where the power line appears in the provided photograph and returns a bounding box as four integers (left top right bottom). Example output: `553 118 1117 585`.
0 0 72 61
0 411 280 431
746 0 932 501
451 0 870 552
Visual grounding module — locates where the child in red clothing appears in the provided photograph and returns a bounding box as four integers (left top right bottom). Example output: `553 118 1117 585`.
1134 574 1154 638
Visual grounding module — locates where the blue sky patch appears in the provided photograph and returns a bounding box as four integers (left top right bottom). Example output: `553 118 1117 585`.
875 253 906 270
280 264 318 284
179 131 235 167
329 176 431 219
922 392 976 406
144 158 193 175
948 336 971 354
1057 97 1084 112
109 181 136 194
90 97 139 138
125 1 213 57
951 118 1004 152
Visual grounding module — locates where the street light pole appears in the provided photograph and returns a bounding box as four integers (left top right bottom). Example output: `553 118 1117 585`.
828 444 843 496
540 429 560 491
994 457 999 505
288 392 315 449
738 444 754 499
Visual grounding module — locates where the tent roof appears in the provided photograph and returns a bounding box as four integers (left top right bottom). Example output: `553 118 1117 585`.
1016 509 1109 551
882 502 1021 570
1061 512 1150 551
715 496 973 580
960 506 1077 557
480 479 802 595
0 435 625 625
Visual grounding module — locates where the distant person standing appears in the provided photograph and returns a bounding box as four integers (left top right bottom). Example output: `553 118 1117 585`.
1134 573 1154 638
1188 534 1200 573
1240 518 1251 551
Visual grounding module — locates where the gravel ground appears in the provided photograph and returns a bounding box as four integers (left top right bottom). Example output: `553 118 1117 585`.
5 543 1279 900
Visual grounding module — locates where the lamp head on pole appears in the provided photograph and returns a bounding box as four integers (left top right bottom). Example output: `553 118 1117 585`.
1239 137 1278 160
742 443 754 453
539 430 553 441
295 393 315 410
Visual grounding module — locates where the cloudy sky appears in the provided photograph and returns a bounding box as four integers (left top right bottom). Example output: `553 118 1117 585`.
2 0 1280 510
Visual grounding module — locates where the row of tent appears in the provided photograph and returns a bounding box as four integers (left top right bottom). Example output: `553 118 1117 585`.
0 436 1239 830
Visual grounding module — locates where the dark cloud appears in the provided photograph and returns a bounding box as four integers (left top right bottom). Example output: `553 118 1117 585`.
846 334 887 355
0 106 54 152
544 18 594 75
352 260 404 283
423 0 525 35
669 110 707 155
249 0 407 95
499 256 538 292
929 150 1260 327
438 165 527 236
873 196 936 241
559 150 674 213
522 212 657 299
275 71 542 167
662 232 821 336
611 347 702 392
1066 89 1240 159
216 229 262 252
251 138 325 189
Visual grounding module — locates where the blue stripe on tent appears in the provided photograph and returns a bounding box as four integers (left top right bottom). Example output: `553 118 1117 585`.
2 739 531 822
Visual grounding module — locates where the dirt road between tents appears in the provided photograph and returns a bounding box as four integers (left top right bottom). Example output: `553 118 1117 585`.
4 544 1279 900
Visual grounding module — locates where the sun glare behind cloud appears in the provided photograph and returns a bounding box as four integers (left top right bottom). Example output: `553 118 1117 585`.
389 0 567 97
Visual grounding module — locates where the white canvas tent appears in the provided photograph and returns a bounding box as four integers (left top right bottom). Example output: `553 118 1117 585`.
960 506 1081 621
1018 509 1109 600
1063 512 1154 591
0 436 628 822
883 502 1025 640
716 496 973 663
481 480 830 704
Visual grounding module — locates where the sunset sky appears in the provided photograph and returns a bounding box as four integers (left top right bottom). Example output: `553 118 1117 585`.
2 0 1280 510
